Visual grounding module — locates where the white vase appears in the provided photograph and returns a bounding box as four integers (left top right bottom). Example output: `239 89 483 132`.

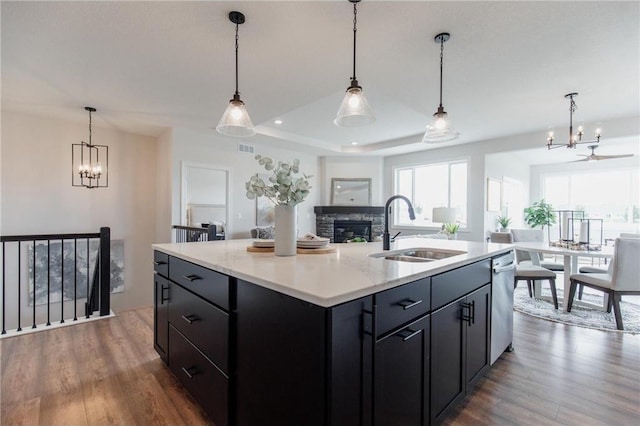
274 204 297 256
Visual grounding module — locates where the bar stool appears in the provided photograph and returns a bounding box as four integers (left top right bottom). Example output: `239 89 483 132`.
514 264 559 309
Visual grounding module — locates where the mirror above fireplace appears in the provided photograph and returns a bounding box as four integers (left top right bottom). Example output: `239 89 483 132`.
330 178 372 206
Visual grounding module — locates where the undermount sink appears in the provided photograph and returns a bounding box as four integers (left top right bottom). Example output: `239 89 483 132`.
371 248 467 262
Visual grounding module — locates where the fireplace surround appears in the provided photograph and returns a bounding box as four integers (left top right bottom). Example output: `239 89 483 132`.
314 206 385 243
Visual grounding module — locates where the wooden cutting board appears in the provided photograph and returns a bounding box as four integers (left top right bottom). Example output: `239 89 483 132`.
246 245 336 254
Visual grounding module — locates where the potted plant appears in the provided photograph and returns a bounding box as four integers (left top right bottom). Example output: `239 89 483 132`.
246 155 312 256
444 223 460 240
496 215 511 231
523 199 556 229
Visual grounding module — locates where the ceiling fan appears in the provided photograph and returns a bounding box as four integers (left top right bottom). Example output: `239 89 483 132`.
571 145 634 162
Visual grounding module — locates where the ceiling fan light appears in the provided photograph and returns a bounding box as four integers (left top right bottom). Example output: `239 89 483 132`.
334 85 376 127
216 97 256 137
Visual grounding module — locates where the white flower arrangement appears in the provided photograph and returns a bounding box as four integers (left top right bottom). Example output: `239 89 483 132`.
245 155 312 206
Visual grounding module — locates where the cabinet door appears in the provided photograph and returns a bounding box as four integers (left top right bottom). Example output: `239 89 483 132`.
375 315 430 426
465 284 491 386
154 274 169 361
430 299 464 423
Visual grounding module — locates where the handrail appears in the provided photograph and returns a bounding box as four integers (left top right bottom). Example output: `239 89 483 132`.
1 227 111 334
172 224 220 242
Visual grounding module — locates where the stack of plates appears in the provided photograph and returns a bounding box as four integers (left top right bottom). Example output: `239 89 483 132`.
252 239 274 248
297 237 330 249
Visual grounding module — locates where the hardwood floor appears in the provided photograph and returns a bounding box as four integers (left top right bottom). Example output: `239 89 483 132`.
1 307 638 425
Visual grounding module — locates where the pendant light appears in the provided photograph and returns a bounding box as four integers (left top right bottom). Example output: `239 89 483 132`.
216 11 255 137
334 0 375 127
546 92 602 150
72 106 108 189
422 32 459 143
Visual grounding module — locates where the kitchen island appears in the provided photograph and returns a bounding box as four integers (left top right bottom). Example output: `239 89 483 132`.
153 238 513 426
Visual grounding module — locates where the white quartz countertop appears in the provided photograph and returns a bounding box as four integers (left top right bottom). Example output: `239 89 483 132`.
153 238 513 307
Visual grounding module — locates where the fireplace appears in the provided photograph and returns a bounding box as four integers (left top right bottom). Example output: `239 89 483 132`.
333 220 372 243
314 206 385 243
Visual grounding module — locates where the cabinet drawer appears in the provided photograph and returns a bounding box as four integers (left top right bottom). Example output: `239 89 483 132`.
376 278 430 336
153 251 169 277
169 325 228 426
431 260 491 311
169 256 229 310
169 283 229 373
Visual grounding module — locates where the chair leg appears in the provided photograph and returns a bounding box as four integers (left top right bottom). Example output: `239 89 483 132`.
548 278 558 309
606 296 613 313
611 293 624 330
526 280 533 298
567 279 578 312
578 284 584 300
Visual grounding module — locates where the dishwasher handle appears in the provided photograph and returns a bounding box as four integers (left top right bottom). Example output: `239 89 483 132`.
493 263 516 274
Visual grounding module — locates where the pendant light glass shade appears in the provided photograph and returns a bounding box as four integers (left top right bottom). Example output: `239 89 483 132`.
334 83 375 127
423 32 458 143
216 95 255 137
216 11 255 138
335 0 375 127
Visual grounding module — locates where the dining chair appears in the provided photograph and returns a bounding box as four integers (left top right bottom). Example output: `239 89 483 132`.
490 232 558 308
510 229 563 271
568 238 640 330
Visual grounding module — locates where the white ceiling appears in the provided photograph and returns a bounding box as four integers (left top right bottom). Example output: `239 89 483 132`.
2 1 639 158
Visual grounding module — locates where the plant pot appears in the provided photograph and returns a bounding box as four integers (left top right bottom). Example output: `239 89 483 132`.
274 204 297 256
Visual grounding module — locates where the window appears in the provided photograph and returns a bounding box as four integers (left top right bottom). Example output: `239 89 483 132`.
394 160 468 227
541 168 639 239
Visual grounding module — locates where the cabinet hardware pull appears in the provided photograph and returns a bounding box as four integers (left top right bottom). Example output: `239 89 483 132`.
398 299 422 310
182 274 202 282
153 260 167 266
181 366 198 379
161 285 170 303
470 300 476 325
401 328 422 341
181 314 199 324
461 302 472 324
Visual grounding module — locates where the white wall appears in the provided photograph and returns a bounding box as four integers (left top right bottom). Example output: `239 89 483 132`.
320 156 384 205
170 128 320 239
1 110 158 318
155 128 173 244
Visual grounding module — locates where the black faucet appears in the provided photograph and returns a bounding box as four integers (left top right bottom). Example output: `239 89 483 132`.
383 195 416 250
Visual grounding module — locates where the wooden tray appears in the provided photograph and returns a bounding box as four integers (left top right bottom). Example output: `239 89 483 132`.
246 245 336 254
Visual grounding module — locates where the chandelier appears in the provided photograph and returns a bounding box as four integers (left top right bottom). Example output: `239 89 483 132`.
334 0 375 127
72 107 108 189
546 92 601 149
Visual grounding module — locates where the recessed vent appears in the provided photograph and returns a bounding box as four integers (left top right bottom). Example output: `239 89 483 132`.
238 143 255 154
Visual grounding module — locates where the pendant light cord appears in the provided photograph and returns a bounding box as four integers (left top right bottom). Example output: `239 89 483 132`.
235 21 240 96
352 1 358 82
568 95 576 146
439 37 444 108
88 109 92 146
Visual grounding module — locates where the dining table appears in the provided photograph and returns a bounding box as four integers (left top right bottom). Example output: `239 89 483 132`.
512 241 614 311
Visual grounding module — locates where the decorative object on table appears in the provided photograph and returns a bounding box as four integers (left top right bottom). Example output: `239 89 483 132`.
347 237 367 243
330 178 372 205
72 106 108 189
216 11 255 137
256 173 275 226
297 233 330 249
432 207 457 231
513 285 640 334
245 155 312 256
496 215 511 232
523 199 556 229
546 92 601 150
444 223 460 240
422 32 459 143
335 0 375 127
553 210 585 242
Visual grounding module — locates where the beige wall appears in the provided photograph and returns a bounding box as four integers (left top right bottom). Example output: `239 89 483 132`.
1 110 158 315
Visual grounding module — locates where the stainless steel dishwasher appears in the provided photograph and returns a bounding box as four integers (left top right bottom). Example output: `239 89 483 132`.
490 250 516 364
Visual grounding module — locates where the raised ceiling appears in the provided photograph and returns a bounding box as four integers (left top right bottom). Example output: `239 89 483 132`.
2 1 639 157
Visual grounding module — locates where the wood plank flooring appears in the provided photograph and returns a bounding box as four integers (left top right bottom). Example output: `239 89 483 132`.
1 307 639 425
